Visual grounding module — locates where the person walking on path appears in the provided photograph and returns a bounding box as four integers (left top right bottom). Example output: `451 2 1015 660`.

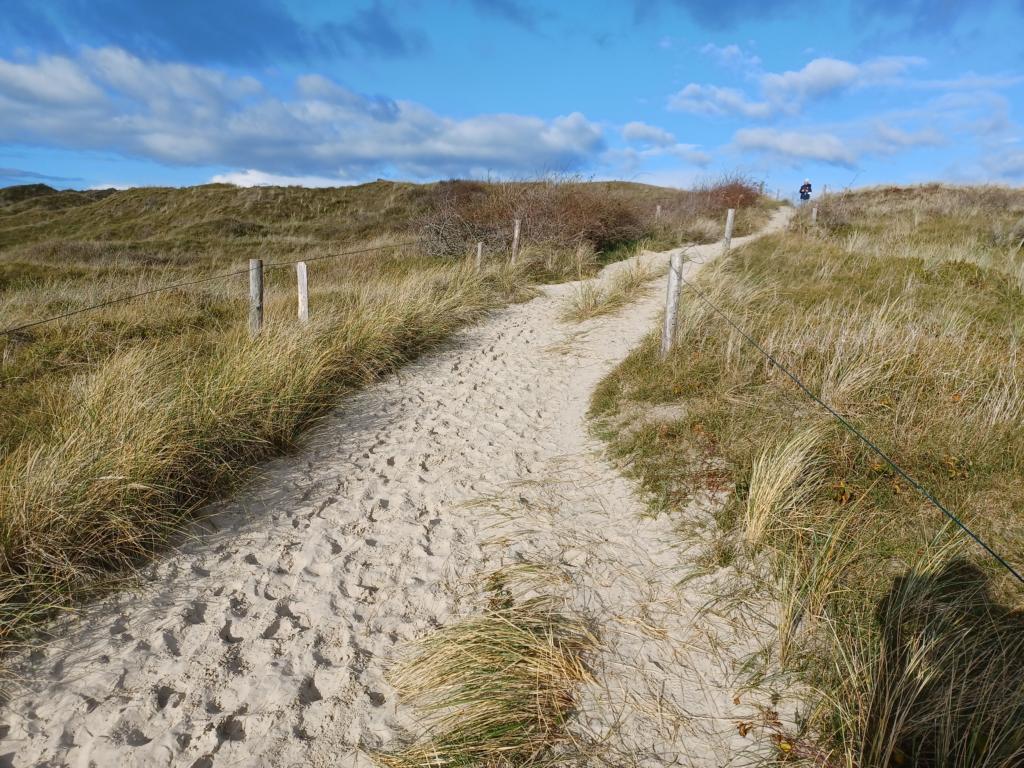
799 179 812 202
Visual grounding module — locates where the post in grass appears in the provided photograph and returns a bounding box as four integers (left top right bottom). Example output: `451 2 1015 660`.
723 208 735 254
476 241 483 269
655 204 662 221
511 218 521 264
296 261 309 323
660 251 684 359
811 206 818 224
249 258 264 335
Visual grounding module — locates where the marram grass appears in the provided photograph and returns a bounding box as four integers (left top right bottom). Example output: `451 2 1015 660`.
378 569 596 768
591 184 1024 767
0 252 528 643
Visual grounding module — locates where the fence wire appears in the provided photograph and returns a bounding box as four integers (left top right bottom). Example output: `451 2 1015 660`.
1 240 424 337
674 258 1024 587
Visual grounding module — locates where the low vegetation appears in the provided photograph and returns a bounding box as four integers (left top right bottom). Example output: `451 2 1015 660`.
379 565 596 768
561 244 662 322
0 176 765 648
592 185 1024 767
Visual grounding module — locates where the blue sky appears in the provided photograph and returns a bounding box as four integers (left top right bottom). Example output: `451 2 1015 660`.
1 0 1022 193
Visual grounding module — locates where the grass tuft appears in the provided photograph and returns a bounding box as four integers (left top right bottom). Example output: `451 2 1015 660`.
378 568 596 768
561 251 661 323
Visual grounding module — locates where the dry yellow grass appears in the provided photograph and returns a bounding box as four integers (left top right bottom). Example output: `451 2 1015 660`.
561 247 662 323
378 565 596 768
0 243 531 643
593 184 1024 767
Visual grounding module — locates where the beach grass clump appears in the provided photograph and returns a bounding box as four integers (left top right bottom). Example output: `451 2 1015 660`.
378 567 596 768
561 252 661 323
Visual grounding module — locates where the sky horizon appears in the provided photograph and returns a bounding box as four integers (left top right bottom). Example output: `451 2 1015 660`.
1 1 1023 195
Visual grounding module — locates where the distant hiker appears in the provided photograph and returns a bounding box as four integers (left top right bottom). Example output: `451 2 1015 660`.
799 179 812 201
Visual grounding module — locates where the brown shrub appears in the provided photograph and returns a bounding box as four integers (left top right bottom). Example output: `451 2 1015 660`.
420 178 648 257
695 174 762 211
419 175 766 259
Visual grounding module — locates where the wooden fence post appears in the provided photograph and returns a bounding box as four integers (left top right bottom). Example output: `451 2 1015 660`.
655 204 662 221
476 241 483 269
811 207 818 224
660 251 684 359
249 258 263 335
511 218 521 264
296 261 309 322
723 208 736 254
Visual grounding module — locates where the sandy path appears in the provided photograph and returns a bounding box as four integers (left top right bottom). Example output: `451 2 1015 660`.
2 209 791 768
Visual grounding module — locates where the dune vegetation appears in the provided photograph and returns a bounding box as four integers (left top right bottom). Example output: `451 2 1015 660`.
592 185 1024 767
0 176 766 649
378 564 596 768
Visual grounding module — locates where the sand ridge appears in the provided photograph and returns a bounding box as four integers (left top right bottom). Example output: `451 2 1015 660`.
1 208 792 767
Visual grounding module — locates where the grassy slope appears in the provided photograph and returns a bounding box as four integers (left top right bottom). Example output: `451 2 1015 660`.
591 185 1024 767
0 181 485 643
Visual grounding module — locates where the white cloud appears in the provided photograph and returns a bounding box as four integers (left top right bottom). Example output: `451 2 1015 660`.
668 84 773 118
869 123 946 154
699 43 761 69
84 47 262 108
666 144 713 165
0 47 606 180
0 54 105 105
622 121 676 147
734 128 858 167
604 141 712 174
671 55 925 119
760 58 860 103
210 169 352 187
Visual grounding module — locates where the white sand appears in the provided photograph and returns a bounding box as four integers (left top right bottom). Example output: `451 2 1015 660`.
2 208 793 767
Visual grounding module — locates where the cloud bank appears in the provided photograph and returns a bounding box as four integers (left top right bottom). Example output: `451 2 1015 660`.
0 47 606 180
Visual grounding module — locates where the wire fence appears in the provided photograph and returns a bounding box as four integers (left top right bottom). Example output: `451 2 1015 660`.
1 239 425 337
669 255 1024 588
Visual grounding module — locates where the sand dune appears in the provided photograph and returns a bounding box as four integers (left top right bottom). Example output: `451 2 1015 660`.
2 208 792 767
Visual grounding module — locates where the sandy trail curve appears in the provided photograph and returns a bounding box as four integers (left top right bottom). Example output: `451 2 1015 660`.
2 209 792 768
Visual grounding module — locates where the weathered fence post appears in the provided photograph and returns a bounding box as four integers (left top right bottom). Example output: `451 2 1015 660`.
296 261 309 322
249 258 263 335
723 208 736 254
511 218 521 264
660 251 684 359
811 207 818 224
476 241 483 269
655 204 662 221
